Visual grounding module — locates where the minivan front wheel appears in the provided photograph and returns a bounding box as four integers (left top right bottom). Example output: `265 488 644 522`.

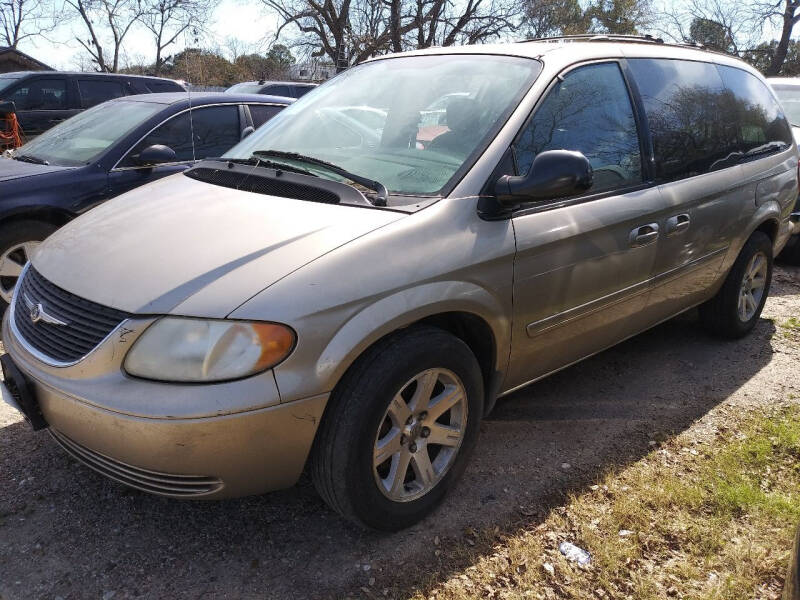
311 326 483 530
700 231 773 338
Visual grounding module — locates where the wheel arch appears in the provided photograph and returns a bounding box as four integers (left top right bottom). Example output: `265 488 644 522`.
0 206 75 230
306 282 511 418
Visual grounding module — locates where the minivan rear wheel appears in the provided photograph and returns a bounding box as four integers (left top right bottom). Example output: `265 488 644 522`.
310 326 483 530
699 231 773 338
0 221 58 312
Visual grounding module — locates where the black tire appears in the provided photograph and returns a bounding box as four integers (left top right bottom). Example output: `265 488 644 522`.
0 220 58 313
699 231 773 339
310 325 484 531
778 234 800 265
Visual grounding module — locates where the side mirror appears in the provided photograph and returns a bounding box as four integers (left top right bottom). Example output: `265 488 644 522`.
494 150 593 206
241 126 255 139
136 144 176 166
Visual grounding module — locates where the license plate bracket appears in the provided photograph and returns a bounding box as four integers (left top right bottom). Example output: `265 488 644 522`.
0 354 47 430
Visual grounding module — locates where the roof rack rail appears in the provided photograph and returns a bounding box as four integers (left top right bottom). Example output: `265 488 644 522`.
517 33 713 51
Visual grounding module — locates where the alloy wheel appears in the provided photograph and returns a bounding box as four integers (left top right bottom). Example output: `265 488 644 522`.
738 250 768 322
373 368 468 502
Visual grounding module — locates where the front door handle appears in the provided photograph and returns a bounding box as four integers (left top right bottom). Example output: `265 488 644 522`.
629 223 659 247
665 213 690 235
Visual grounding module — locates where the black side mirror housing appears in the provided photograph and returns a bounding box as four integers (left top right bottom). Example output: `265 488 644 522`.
136 144 177 166
494 149 593 207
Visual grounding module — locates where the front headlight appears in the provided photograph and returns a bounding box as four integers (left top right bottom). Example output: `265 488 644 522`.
123 317 295 382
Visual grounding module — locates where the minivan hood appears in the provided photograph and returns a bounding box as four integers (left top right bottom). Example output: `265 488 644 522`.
32 174 404 316
0 156 74 182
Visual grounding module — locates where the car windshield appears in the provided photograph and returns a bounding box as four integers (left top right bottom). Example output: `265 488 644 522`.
226 83 264 94
0 77 19 94
225 55 541 197
772 84 800 126
14 99 164 166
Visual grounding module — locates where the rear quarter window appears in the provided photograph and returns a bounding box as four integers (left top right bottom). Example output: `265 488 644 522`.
78 79 126 108
145 80 184 93
715 66 793 153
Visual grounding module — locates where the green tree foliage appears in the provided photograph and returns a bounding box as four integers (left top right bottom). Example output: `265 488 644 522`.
687 17 734 53
586 0 652 34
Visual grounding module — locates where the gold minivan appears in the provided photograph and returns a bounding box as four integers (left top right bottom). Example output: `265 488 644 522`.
2 36 798 530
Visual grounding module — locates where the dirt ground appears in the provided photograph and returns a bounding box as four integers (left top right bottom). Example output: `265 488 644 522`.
1 264 798 600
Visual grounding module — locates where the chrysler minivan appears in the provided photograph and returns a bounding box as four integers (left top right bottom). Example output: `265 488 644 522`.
2 36 797 530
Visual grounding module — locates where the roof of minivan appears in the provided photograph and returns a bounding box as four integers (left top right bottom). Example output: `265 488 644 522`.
115 92 295 105
366 38 762 76
0 70 183 82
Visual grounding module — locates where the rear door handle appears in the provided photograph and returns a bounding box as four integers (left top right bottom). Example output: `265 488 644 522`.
629 223 659 247
665 213 690 235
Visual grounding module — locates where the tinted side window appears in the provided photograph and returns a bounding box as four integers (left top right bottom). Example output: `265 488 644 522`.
264 85 292 97
78 79 126 108
248 104 283 128
716 65 793 154
294 86 313 97
190 105 241 157
7 79 67 110
628 59 739 181
514 62 642 194
145 80 183 92
122 105 241 166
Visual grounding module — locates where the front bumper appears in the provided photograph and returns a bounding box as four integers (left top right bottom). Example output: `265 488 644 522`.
2 312 328 499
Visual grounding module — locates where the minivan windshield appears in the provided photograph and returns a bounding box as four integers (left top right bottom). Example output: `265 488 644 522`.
13 99 164 166
771 84 800 126
225 55 541 197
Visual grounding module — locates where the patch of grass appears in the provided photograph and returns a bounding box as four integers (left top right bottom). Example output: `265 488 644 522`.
405 407 800 600
782 317 800 331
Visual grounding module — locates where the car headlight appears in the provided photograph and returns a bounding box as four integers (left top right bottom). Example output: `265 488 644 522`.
123 317 295 382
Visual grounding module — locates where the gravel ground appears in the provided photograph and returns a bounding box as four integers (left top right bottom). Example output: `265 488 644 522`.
1 264 799 600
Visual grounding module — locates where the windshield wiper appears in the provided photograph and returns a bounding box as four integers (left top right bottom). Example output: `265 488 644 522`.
215 156 318 177
744 141 787 158
252 150 388 206
14 154 49 165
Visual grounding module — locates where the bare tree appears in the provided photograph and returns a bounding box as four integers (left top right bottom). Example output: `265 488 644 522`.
1 0 55 48
261 0 520 70
140 0 211 74
752 0 800 75
655 0 757 55
65 0 144 72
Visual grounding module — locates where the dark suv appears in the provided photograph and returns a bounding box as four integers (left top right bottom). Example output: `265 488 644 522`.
0 72 185 136
225 80 316 98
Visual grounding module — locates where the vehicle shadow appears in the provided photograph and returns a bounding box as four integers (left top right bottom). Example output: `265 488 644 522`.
0 313 779 600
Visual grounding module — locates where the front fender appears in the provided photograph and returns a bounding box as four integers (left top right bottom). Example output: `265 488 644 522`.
272 280 511 405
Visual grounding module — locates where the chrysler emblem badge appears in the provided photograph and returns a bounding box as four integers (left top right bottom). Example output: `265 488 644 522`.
22 294 69 327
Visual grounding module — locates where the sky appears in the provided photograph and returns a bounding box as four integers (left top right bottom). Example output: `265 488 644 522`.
14 0 280 71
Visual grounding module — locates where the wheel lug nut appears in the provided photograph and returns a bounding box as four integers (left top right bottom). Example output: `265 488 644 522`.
406 416 414 425
409 443 417 453
400 434 407 445
421 427 430 438
419 411 428 420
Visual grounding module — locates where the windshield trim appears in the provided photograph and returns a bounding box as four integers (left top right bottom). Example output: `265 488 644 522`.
225 54 543 201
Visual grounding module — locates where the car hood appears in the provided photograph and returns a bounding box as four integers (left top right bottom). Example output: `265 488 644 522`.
32 174 404 316
0 156 74 182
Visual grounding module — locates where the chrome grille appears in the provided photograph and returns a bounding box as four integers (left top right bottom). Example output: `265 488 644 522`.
12 266 130 364
50 429 223 497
